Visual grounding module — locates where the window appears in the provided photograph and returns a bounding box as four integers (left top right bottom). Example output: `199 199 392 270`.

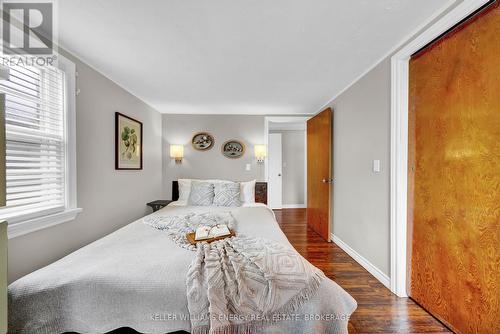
0 55 80 238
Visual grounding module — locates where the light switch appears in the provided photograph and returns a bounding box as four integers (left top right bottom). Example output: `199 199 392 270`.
373 160 381 173
245 164 251 171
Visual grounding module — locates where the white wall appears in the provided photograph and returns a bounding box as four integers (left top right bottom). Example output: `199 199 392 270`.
269 130 305 205
162 114 265 199
8 51 163 282
327 58 391 276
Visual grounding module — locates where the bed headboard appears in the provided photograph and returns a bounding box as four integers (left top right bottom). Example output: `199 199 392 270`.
172 181 267 205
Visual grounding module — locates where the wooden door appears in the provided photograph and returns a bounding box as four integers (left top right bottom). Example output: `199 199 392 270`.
268 133 283 209
307 108 332 241
408 3 499 334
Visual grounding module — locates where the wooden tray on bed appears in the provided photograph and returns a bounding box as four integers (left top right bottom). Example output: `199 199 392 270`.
186 230 236 245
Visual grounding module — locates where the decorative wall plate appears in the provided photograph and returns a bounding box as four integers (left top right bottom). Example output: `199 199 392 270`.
192 132 214 151
222 140 245 159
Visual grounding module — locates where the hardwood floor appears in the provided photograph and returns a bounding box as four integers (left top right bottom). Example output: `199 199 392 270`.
274 209 452 334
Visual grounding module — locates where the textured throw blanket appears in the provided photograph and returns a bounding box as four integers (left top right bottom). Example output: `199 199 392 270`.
144 211 238 251
144 212 325 334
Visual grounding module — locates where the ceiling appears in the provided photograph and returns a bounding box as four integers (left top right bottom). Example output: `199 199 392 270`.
58 0 453 115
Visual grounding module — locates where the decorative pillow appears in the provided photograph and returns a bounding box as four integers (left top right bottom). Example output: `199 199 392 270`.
240 180 256 204
178 179 231 201
188 181 215 206
178 179 192 201
214 182 242 207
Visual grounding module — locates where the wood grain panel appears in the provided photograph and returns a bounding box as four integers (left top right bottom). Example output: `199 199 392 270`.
408 4 500 334
307 108 332 242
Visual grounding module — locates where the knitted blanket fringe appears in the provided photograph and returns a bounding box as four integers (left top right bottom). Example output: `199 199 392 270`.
191 270 324 334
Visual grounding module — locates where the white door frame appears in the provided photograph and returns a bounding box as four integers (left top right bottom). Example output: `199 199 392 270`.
264 116 310 205
390 0 490 297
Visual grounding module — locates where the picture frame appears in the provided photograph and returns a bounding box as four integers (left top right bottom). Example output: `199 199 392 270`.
115 112 143 170
221 140 245 159
192 132 215 151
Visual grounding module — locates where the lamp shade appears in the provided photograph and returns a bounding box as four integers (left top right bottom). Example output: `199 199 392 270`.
254 145 267 161
170 145 184 159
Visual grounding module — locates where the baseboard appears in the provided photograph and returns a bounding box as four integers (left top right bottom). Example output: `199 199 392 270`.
331 234 391 289
282 204 306 209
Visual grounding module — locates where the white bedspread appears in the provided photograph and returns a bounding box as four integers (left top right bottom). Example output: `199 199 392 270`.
8 204 356 334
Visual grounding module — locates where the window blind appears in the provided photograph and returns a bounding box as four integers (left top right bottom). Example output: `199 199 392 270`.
0 65 66 223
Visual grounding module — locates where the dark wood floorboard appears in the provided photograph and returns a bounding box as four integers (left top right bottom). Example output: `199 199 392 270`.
274 208 452 334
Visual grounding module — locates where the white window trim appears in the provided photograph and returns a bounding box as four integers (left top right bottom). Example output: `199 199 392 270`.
390 0 490 297
7 54 82 239
7 208 82 239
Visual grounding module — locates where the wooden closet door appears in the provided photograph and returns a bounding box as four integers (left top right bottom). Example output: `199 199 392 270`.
307 108 332 242
408 4 499 334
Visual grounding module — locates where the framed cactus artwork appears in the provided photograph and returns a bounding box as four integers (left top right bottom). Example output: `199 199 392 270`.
115 112 143 170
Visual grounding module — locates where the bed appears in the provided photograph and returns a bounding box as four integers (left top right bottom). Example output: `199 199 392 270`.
8 180 356 334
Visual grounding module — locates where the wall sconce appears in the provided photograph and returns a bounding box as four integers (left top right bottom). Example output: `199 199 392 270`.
170 145 184 164
254 145 267 164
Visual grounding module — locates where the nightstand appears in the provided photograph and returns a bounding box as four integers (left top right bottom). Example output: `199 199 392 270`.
147 200 172 212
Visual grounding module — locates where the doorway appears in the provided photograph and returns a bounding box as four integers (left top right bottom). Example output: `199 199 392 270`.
407 3 499 333
265 117 308 210
391 1 499 333
306 108 332 242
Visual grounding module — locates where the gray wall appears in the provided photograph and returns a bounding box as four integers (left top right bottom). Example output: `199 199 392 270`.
270 130 305 205
324 0 466 279
162 114 265 199
328 58 391 276
8 51 163 282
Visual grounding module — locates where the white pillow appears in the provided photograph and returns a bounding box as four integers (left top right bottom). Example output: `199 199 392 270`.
178 179 255 203
178 179 192 201
213 182 241 207
240 180 256 204
178 179 228 201
188 181 215 206
209 179 238 185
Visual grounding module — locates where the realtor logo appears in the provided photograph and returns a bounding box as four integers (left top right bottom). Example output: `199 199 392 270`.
2 1 53 55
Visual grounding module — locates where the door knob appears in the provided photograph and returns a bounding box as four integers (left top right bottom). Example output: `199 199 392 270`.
322 178 333 183
278 174 282 177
